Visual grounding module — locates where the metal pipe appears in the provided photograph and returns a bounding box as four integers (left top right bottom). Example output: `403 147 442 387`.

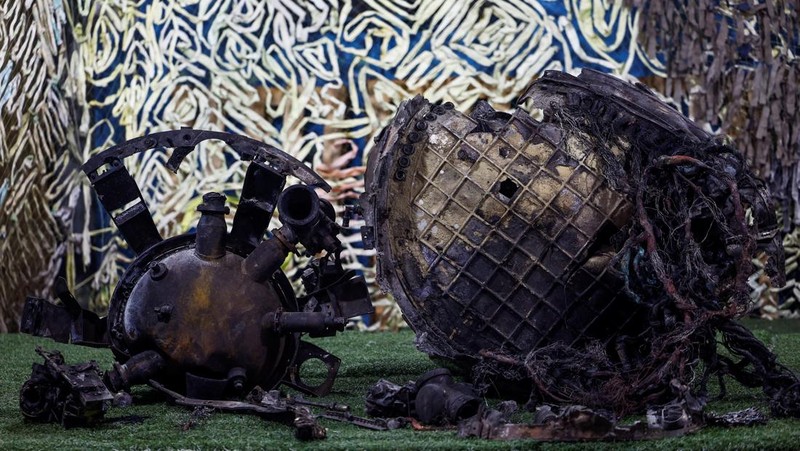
104 350 167 392
241 229 294 283
195 192 229 259
262 311 346 335
278 185 321 235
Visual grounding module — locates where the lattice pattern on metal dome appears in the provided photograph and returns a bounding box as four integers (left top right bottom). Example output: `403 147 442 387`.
366 98 647 359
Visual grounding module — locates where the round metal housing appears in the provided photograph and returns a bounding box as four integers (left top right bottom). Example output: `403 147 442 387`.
18 129 374 400
107 233 300 395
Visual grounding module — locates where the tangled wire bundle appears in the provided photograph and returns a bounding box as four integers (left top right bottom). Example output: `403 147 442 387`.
474 70 799 417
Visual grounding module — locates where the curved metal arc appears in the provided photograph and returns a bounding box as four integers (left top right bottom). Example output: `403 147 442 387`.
81 128 330 191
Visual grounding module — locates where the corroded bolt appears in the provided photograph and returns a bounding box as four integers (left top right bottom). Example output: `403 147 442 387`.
398 156 411 168
111 324 124 340
154 305 173 323
150 262 168 281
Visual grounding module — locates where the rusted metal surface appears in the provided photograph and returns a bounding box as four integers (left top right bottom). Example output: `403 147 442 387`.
362 69 795 418
20 348 114 427
21 129 373 405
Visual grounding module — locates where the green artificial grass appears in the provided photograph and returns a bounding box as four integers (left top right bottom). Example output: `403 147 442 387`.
1 320 800 450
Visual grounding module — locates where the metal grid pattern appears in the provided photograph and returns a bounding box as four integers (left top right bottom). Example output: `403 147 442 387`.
402 109 644 354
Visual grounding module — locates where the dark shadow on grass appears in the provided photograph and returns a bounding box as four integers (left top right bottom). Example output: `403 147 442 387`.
130 387 172 406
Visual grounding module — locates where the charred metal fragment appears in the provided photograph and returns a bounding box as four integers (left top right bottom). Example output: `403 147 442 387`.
414 369 481 425
365 379 417 418
457 404 701 441
152 381 394 436
315 411 396 431
705 408 768 427
20 278 107 346
365 368 480 426
457 398 767 442
20 348 113 427
150 380 325 440
363 69 795 417
104 350 166 393
20 297 102 345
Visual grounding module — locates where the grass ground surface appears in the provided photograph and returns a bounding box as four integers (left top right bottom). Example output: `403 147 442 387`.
2 319 800 450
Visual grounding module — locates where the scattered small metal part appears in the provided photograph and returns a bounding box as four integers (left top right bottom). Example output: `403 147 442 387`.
180 406 214 432
318 411 393 431
19 347 113 427
365 369 479 426
458 403 701 441
705 408 768 427
112 391 133 408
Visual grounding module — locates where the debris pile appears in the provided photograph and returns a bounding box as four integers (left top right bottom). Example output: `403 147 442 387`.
18 130 373 439
361 69 798 419
16 70 800 443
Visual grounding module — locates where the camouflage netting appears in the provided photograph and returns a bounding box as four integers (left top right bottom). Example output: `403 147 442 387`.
474 70 800 417
627 0 800 317
628 0 799 191
0 0 82 332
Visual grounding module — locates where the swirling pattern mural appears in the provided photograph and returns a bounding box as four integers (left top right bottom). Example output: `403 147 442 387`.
7 0 793 328
64 1 662 319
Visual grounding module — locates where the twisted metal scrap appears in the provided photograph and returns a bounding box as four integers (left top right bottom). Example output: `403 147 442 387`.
477 70 796 417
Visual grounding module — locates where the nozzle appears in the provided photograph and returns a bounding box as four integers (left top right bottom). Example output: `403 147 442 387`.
276 185 340 254
278 185 321 234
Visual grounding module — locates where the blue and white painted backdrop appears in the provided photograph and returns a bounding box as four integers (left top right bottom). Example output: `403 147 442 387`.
2 0 667 328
